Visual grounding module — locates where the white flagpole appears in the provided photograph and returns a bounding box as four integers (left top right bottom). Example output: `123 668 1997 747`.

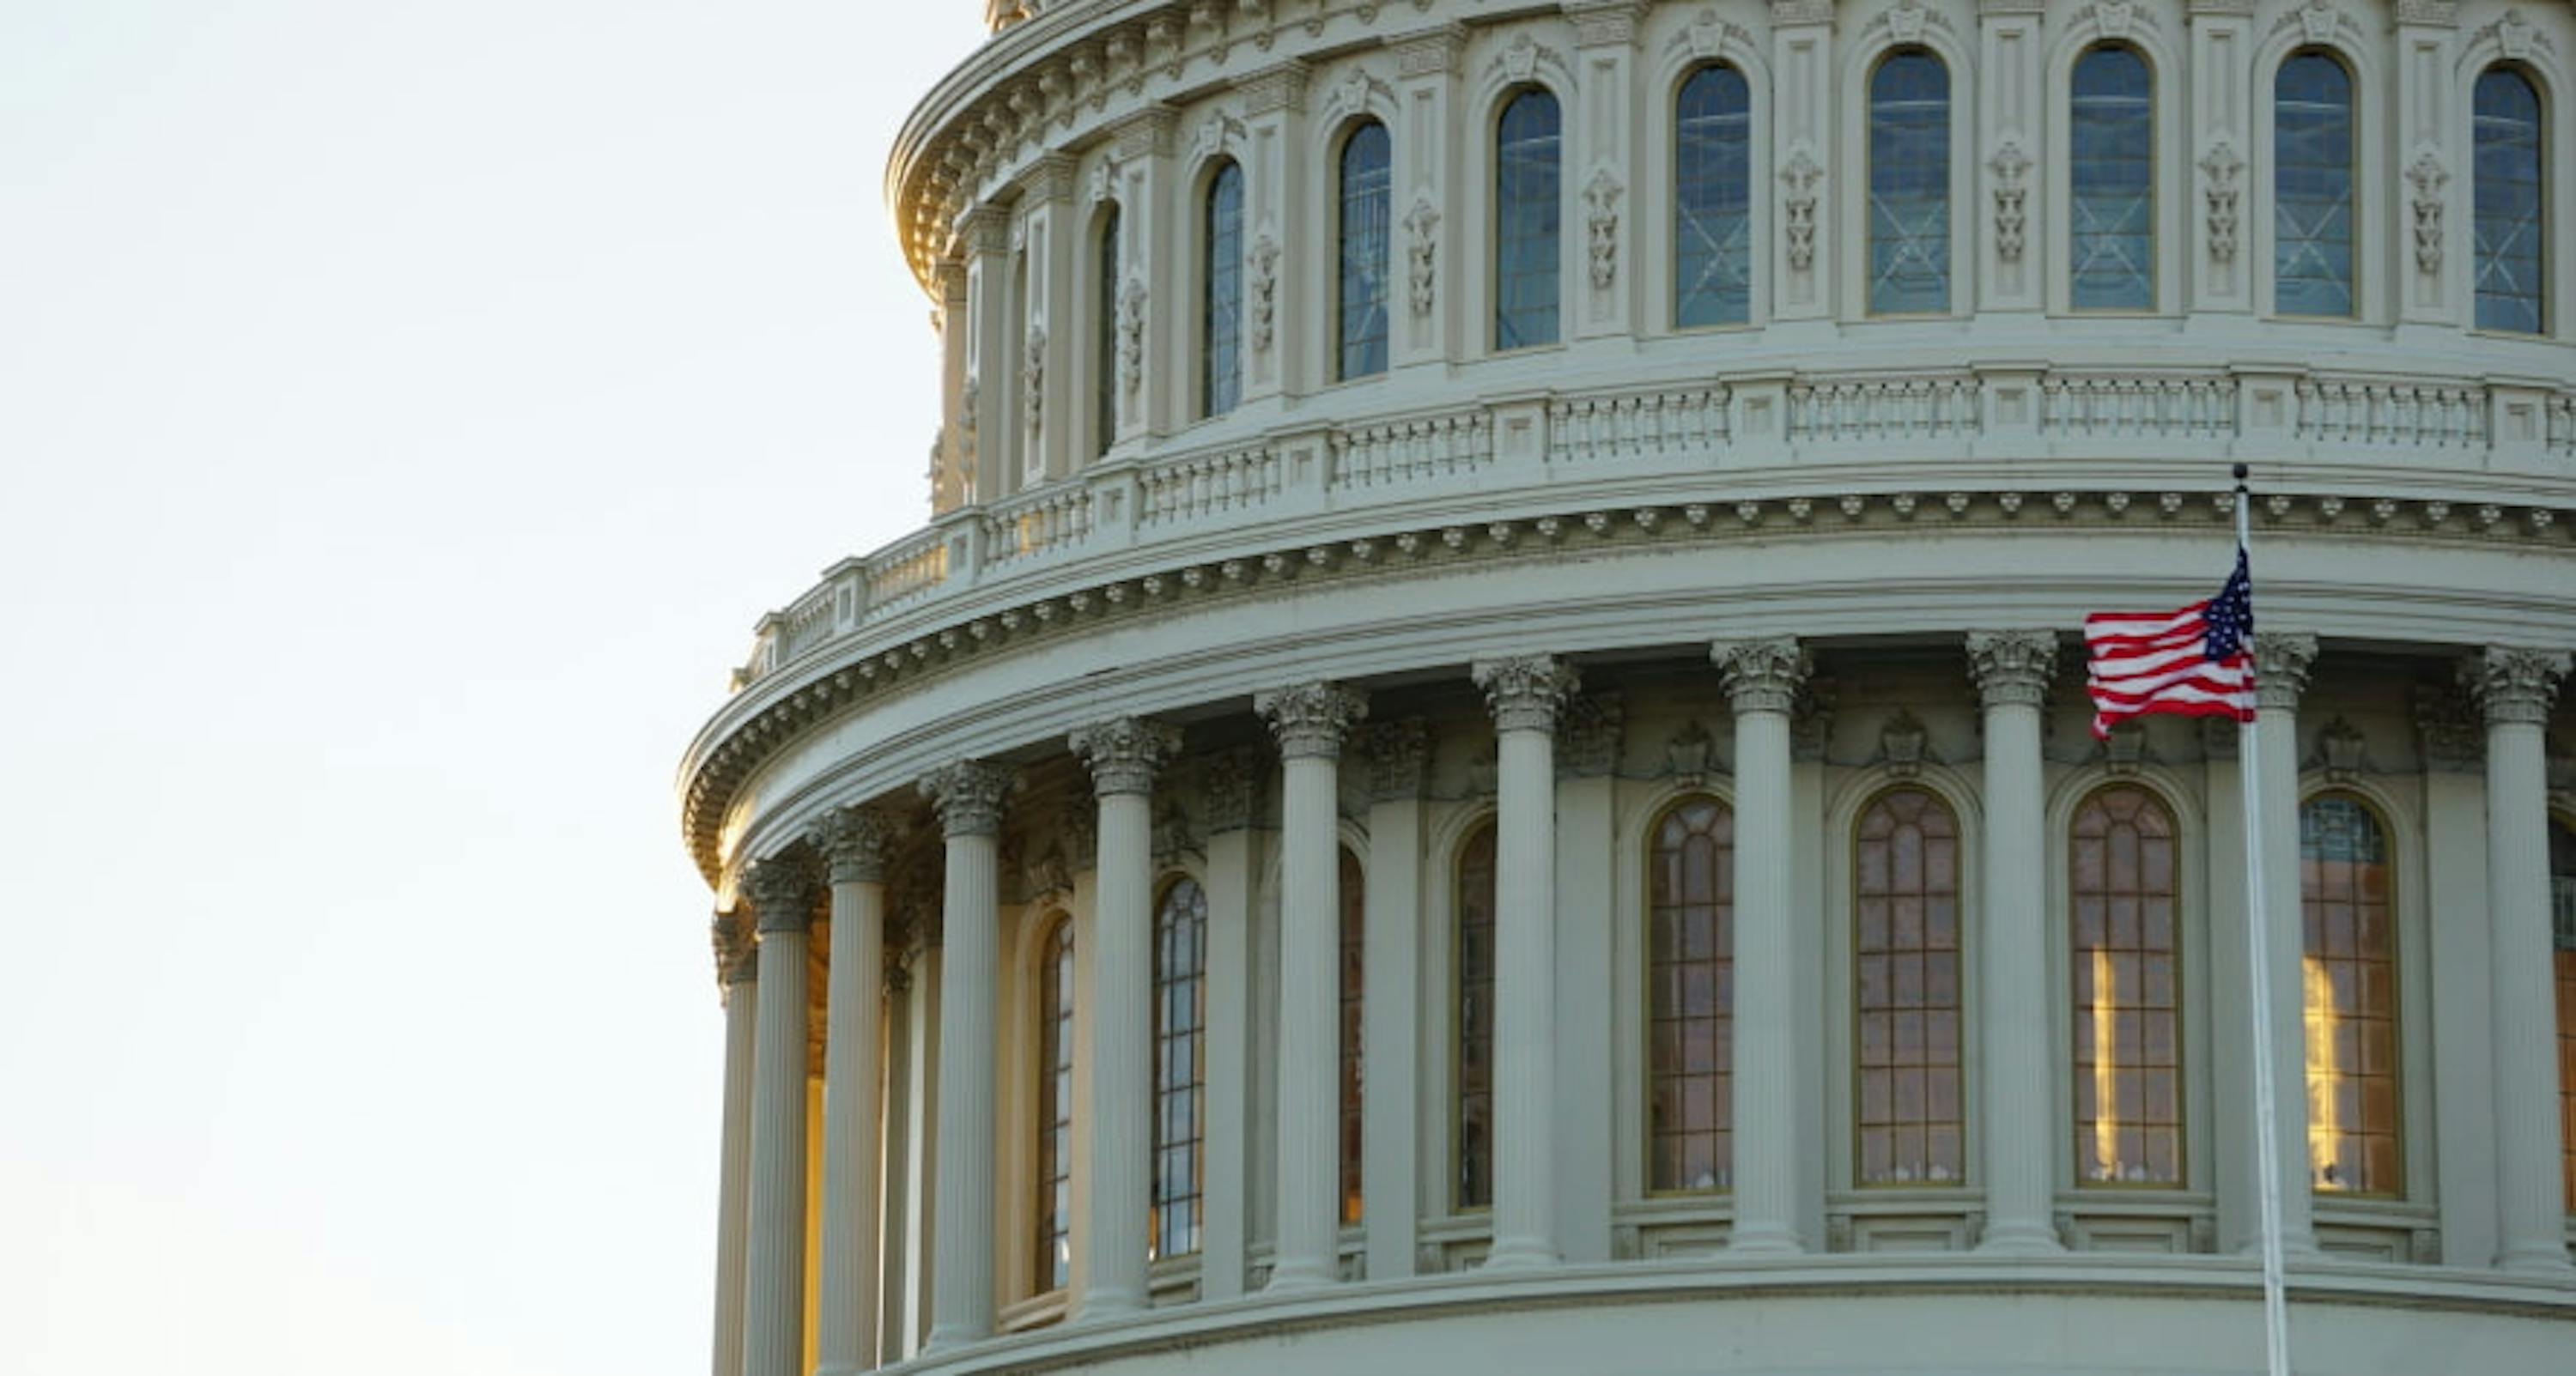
2233 462 2293 1376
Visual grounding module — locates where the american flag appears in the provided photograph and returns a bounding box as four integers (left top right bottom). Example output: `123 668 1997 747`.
2084 548 2257 739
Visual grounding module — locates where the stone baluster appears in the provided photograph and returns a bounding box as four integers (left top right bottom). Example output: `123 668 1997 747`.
1713 638 1809 1253
709 911 760 1376
815 809 896 1375
920 761 1014 1348
742 857 818 1376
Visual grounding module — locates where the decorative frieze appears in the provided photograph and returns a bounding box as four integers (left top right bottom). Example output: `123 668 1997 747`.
1249 234 1281 354
1714 637 1810 715
2469 646 2571 726
920 759 1013 837
1473 655 1580 733
1022 325 1046 429
1071 715 1184 795
1967 630 2058 708
1117 276 1148 397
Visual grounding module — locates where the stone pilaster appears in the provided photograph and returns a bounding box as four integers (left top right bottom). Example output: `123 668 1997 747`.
1358 718 1431 1280
920 761 1013 1348
1965 631 2063 1252
815 809 896 1376
1713 637 1810 1252
743 857 818 1376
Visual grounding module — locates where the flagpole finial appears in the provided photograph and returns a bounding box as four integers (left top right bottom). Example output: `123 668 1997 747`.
2232 462 2250 484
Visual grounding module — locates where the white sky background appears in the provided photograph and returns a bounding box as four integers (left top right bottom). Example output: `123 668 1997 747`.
0 5 987 1371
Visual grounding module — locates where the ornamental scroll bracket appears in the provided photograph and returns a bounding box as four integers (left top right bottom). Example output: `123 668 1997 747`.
1583 167 1624 291
1989 137 2032 264
1249 233 1281 354
2404 146 2448 276
1403 195 1441 317
1780 145 1824 272
2198 137 2245 264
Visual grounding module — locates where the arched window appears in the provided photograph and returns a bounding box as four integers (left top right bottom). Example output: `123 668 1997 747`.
1855 788 1965 1185
2070 45 2154 311
1648 796 1736 1193
1493 88 1562 350
2548 815 2573 1207
1868 50 1952 315
2300 793 2399 1195
1455 821 1498 1210
1095 206 1121 458
2473 66 2546 334
1340 846 1366 1224
2070 786 2183 1186
1674 64 1753 329
1337 122 1393 381
1201 161 1244 419
1035 915 1075 1291
1151 876 1208 1257
2274 52 2356 318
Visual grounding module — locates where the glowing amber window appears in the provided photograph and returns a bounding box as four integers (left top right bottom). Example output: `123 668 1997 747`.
1856 788 1965 1185
1151 876 1207 1257
1340 846 1366 1225
2549 815 2574 1209
1035 915 1075 1290
1455 822 1498 1210
2070 786 2183 1186
1648 797 1736 1193
2300 794 2400 1195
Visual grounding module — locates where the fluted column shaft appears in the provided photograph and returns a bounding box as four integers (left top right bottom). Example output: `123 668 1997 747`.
2250 633 2318 1255
1069 719 1181 1318
1473 656 1577 1269
816 811 895 1376
1257 683 1370 1289
742 860 816 1376
1967 632 2063 1252
710 914 759 1376
1714 638 1807 1253
2475 647 2574 1271
921 762 1012 1349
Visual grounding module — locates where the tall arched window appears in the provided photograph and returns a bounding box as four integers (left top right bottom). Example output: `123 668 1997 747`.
1648 796 1736 1193
1493 88 1562 350
1855 788 1965 1185
1868 50 1952 315
1201 161 1244 419
1035 915 1075 1291
1455 821 1498 1210
2070 45 2154 311
2473 66 2546 334
1340 846 1366 1224
1337 122 1393 381
2275 52 2356 318
2548 815 2574 1206
2300 793 2399 1195
1674 64 1753 329
2070 785 2183 1187
1151 876 1208 1256
1095 206 1121 458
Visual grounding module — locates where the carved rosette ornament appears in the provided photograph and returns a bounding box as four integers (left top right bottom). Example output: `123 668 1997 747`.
1200 744 1266 831
744 854 818 934
815 806 894 886
919 759 1013 837
1966 630 2059 708
712 908 759 985
2250 633 2319 712
2404 148 2448 275
2468 646 2571 727
1362 718 1433 801
1255 681 1370 760
1403 197 1440 317
1471 654 1581 734
1069 715 1183 796
1713 637 1810 715
1583 167 1624 290
2198 138 2245 264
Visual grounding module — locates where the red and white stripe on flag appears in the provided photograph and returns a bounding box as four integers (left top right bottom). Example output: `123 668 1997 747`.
2083 601 2257 740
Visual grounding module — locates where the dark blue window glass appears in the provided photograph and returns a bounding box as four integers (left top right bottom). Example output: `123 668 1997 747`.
2474 67 2545 334
2274 52 2355 318
2071 45 2154 311
1201 161 1244 417
1095 206 1120 457
1675 64 1753 328
1494 88 1562 350
1869 51 1951 314
1338 121 1393 380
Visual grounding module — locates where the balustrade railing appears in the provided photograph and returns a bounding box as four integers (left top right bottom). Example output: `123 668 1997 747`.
2296 379 2488 449
1142 442 1283 526
1330 409 1493 488
1549 386 1731 464
2040 374 2237 440
1787 374 1980 443
982 484 1094 568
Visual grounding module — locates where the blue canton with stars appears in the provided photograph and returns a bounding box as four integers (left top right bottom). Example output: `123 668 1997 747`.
2206 549 2253 660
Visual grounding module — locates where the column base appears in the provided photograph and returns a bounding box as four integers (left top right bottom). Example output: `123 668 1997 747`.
1481 1236 1561 1270
2493 1246 2576 1276
923 1322 988 1353
1725 1224 1803 1257
1976 1220 2064 1255
1266 1258 1340 1292
1075 1288 1146 1324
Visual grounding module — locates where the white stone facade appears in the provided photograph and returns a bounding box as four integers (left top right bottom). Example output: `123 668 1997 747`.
687 2 2576 1373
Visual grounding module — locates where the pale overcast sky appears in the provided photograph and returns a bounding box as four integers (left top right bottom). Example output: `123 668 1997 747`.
0 5 985 1372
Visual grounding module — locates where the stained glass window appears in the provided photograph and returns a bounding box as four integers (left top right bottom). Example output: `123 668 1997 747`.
1868 50 1951 315
2275 52 2356 318
1493 89 1562 350
1095 206 1121 457
1201 161 1244 418
1649 797 1736 1193
1340 846 1366 1225
2070 786 2184 1187
1035 916 1075 1290
1674 65 1753 329
1338 122 1393 380
2071 45 2154 311
1152 876 1207 1256
1856 788 1965 1185
2474 66 2546 334
2300 794 2400 1194
1456 822 1498 1210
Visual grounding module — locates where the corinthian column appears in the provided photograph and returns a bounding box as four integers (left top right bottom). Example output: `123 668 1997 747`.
742 857 817 1376
815 809 896 1375
1470 654 1579 1269
1965 631 2064 1252
1713 637 1808 1253
2471 646 2574 1272
2248 633 2319 1255
1255 682 1371 1289
709 912 759 1376
920 761 1013 1349
1067 718 1182 1318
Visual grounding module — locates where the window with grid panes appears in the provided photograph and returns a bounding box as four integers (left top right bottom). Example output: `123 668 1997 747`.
2070 786 2184 1186
1455 822 1497 1210
1492 89 1562 350
1151 876 1207 1256
1035 916 1075 1290
2300 794 2400 1194
1648 797 1735 1193
1855 788 1965 1185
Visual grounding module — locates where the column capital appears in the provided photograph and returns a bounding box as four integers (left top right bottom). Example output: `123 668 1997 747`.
1473 655 1581 733
745 857 817 935
1965 630 2060 709
814 806 896 885
1256 682 1370 760
1564 0 1649 47
920 759 1014 837
1363 718 1434 801
1712 637 1811 715
712 909 760 986
2469 646 2571 727
1070 716 1183 796
2250 632 2319 711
